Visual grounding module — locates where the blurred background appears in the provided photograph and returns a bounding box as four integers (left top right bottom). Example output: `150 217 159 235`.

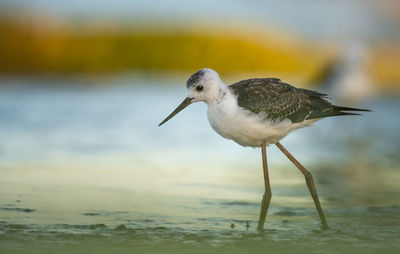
0 0 399 253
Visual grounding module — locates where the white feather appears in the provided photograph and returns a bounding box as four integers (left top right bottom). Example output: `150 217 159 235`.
206 89 316 147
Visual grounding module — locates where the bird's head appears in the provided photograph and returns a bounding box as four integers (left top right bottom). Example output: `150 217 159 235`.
159 68 222 126
186 68 222 103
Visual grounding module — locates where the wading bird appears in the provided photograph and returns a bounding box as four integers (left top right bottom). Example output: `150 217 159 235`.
159 68 370 230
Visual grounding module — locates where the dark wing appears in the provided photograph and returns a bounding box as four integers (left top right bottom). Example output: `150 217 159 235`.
229 78 370 123
229 78 312 123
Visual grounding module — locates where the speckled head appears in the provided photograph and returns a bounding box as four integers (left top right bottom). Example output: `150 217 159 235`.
186 68 223 103
158 68 224 126
186 69 206 89
186 68 220 88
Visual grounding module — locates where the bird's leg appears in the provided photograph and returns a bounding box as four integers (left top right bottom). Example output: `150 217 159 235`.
257 141 272 231
275 141 329 230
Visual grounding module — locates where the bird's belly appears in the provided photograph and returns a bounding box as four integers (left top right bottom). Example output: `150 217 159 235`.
207 105 315 147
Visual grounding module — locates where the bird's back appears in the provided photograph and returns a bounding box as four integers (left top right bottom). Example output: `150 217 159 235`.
229 78 370 123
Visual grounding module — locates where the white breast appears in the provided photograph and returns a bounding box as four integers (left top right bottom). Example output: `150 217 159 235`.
206 93 316 147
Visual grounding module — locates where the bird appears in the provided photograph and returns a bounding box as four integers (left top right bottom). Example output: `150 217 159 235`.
312 42 376 104
158 68 370 231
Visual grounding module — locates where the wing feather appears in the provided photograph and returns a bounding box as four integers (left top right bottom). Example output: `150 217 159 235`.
229 78 312 123
229 78 370 123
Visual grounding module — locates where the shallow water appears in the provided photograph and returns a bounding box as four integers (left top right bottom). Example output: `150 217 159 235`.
0 75 399 253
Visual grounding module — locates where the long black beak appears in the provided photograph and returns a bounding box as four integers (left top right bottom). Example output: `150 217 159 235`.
158 97 193 126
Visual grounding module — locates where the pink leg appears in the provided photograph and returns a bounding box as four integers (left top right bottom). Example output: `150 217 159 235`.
257 141 272 230
275 141 328 230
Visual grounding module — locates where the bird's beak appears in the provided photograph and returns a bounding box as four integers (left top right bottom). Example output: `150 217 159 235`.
158 97 193 126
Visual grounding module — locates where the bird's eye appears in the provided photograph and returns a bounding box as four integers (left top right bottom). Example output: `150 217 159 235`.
196 85 203 91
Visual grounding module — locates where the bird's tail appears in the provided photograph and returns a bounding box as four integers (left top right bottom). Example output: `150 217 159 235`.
330 105 371 116
307 105 371 119
332 105 371 112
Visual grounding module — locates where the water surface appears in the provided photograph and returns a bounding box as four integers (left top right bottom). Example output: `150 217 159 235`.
0 76 399 253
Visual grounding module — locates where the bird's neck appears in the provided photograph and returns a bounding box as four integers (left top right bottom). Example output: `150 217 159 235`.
205 82 231 106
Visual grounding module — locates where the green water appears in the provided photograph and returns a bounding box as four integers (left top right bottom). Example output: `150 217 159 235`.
0 77 399 253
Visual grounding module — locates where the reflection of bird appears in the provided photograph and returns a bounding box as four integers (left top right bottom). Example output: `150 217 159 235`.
159 68 370 231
